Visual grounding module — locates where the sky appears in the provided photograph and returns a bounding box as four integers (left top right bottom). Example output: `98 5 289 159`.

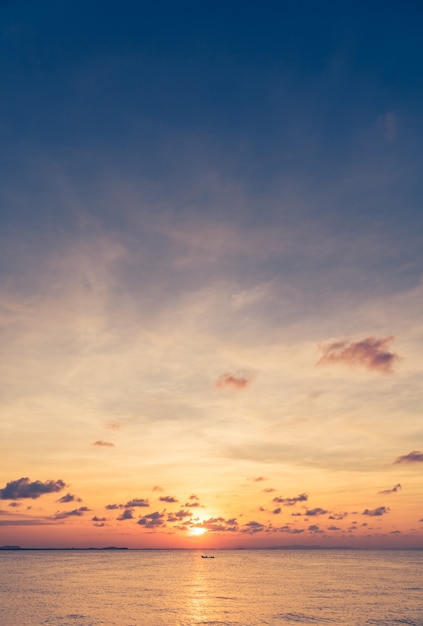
1 1 423 549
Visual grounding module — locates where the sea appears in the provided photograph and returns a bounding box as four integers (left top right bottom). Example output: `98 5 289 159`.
1 549 422 625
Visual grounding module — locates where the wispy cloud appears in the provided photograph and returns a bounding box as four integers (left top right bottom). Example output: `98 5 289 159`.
317 336 399 374
92 440 115 447
0 477 66 500
215 372 252 390
378 483 401 495
378 111 397 139
394 451 423 464
50 506 90 520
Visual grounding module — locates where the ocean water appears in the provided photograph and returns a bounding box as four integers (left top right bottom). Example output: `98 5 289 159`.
0 549 422 625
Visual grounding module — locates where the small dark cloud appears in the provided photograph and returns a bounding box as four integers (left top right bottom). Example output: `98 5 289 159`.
125 498 149 508
253 476 266 482
92 440 115 447
272 507 282 515
328 525 341 531
317 336 398 374
272 493 308 506
152 486 163 492
215 372 252 390
138 511 166 528
105 503 120 510
8 502 21 508
159 495 178 503
378 483 401 495
117 509 134 521
56 493 82 504
362 506 390 517
394 451 423 464
262 488 275 493
308 525 323 533
92 516 107 522
184 500 201 508
305 508 328 517
0 477 66 500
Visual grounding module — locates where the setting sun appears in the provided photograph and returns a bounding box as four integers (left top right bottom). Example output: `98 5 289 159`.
190 527 207 537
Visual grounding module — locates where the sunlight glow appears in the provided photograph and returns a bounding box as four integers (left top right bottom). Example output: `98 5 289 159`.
190 526 207 536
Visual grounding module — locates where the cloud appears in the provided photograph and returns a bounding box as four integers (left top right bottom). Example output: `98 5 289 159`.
159 495 178 503
0 519 57 526
199 517 239 532
0 477 66 500
272 493 308 506
92 440 115 447
167 510 192 522
56 493 82 503
378 111 397 139
152 486 163 492
92 516 107 522
137 511 166 528
317 336 398 374
308 525 323 533
263 488 275 493
305 508 328 516
241 521 265 534
105 422 121 430
50 507 90 520
117 509 134 521
378 483 401 495
184 494 201 507
215 371 252 390
106 498 150 510
252 476 266 482
362 506 390 517
124 498 149 508
272 507 282 515
394 451 423 464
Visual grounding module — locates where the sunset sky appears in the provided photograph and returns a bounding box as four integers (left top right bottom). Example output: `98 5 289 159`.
1 1 423 549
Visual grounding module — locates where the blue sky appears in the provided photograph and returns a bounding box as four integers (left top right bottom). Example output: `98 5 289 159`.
1 1 423 548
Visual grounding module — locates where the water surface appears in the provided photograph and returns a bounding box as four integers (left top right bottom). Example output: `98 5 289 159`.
1 549 422 625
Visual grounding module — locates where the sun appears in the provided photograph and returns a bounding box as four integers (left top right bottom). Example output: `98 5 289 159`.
190 526 207 536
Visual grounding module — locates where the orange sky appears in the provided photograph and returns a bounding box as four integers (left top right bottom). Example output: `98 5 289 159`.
1 3 423 550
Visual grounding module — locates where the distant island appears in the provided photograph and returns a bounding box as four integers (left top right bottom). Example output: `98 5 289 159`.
0 545 129 551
